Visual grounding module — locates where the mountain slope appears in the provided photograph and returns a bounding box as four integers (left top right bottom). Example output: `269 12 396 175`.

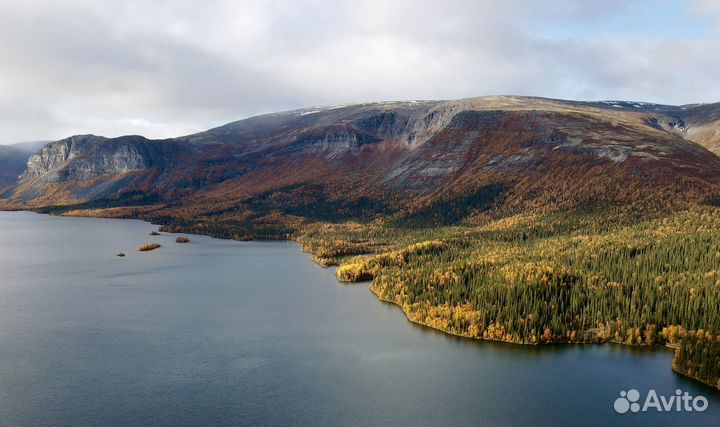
3 96 720 234
677 103 720 154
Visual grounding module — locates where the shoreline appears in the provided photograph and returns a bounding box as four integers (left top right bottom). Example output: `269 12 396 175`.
366 278 720 392
368 276 669 348
2 207 719 392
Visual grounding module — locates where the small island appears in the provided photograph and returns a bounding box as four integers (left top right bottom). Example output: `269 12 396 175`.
175 236 189 243
138 242 161 251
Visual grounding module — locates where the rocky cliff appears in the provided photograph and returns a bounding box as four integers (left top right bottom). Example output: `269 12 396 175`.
20 135 164 183
10 134 183 204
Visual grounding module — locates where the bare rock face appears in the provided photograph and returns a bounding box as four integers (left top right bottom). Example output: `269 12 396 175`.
20 135 161 183
21 139 73 182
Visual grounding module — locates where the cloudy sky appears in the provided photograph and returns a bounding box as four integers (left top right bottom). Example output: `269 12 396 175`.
1 0 719 144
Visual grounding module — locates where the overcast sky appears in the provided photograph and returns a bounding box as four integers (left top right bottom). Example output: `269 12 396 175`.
1 0 719 144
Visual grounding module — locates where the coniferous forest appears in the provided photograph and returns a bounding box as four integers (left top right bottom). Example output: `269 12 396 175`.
301 206 720 390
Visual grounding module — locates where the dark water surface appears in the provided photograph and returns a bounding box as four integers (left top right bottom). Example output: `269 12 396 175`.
0 211 717 427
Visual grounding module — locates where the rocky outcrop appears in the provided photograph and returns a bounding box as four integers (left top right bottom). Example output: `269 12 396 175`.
20 135 163 183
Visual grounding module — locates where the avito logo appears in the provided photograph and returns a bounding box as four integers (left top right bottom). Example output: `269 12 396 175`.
614 389 709 414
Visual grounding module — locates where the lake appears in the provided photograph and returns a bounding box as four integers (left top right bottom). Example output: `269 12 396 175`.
0 211 717 427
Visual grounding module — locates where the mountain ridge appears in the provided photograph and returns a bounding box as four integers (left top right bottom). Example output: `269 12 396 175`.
2 95 720 235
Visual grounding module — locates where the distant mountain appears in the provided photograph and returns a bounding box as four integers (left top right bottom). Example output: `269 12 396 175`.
9 140 53 153
2 96 720 235
0 145 34 189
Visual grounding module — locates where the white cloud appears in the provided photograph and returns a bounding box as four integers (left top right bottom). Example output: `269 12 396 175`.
0 0 718 144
